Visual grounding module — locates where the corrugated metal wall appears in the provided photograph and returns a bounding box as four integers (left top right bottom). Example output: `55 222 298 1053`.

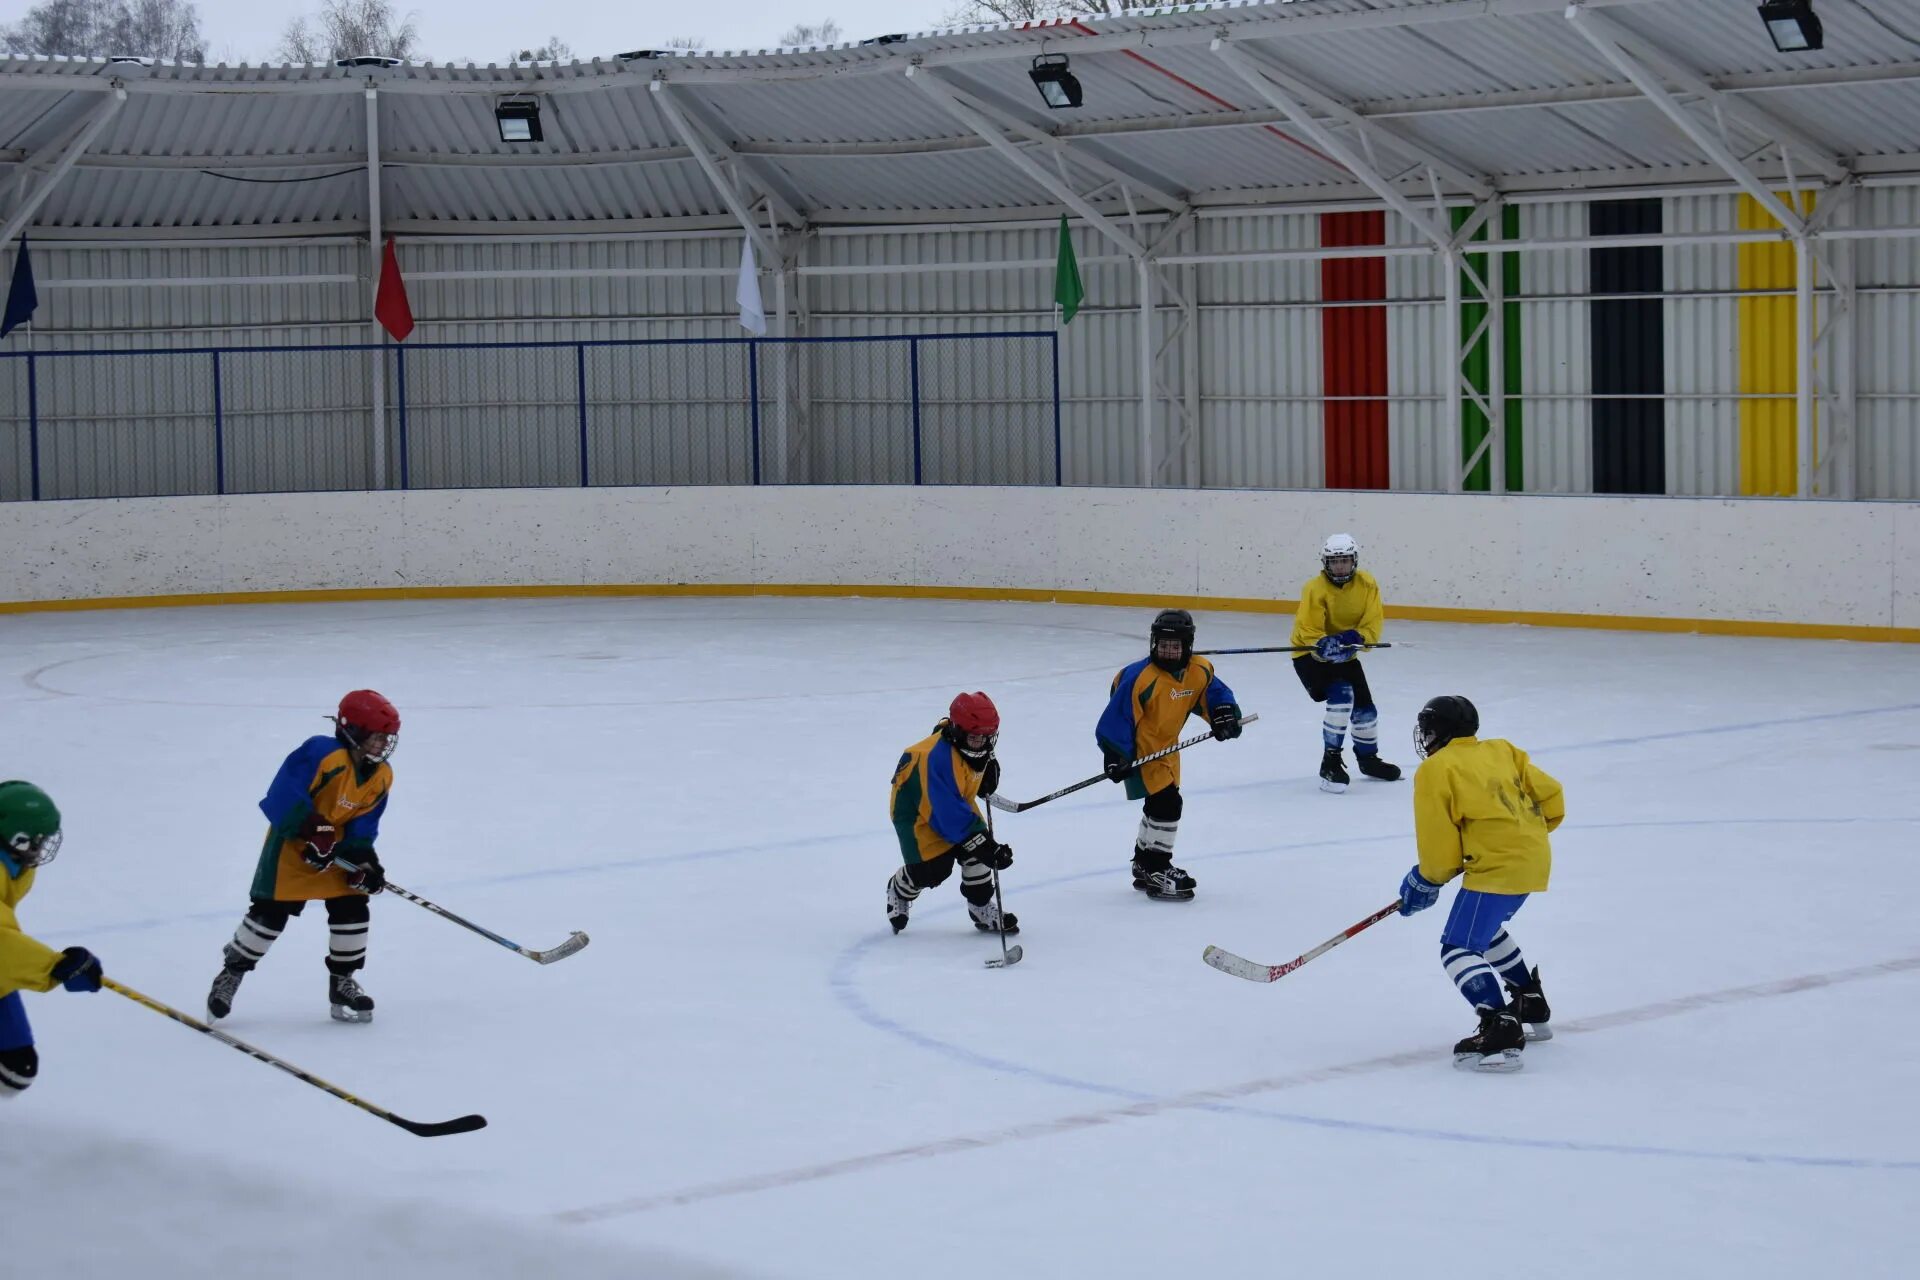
4 189 1916 500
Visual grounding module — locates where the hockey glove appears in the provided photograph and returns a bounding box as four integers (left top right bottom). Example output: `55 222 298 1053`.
342 851 386 895
1208 702 1243 741
980 756 1001 798
296 813 339 871
1335 630 1365 650
956 831 1013 871
1314 635 1354 664
1397 867 1441 917
1102 751 1133 784
50 946 103 993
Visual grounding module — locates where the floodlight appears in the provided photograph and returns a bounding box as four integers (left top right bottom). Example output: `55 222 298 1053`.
1758 1 1823 52
495 99 543 143
1028 54 1082 110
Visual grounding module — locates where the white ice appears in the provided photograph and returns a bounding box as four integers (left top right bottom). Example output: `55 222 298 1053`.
1 596 1914 1279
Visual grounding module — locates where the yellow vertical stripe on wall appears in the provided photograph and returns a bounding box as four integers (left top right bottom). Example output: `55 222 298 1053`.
1736 192 1815 496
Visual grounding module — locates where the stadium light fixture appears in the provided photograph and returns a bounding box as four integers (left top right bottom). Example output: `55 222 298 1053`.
495 99 543 143
1757 1 1823 52
1028 54 1083 110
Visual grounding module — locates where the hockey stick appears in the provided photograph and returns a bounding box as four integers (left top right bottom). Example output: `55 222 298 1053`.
337 860 589 965
1197 643 1392 656
981 804 1023 970
986 713 1259 815
103 978 486 1137
1202 901 1401 984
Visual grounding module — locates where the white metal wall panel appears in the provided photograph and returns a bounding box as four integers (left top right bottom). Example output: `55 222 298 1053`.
1854 186 1920 501
1663 195 1740 496
1518 200 1590 495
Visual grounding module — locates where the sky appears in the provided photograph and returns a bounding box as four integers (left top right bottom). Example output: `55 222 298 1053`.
185 0 988 64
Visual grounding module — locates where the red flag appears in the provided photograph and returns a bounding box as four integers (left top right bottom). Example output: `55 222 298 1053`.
374 237 414 342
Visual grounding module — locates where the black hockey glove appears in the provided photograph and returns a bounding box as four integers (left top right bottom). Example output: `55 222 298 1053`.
956 831 1013 871
1209 702 1243 741
342 851 386 895
296 813 339 871
1102 751 1133 784
980 756 1001 797
50 946 103 993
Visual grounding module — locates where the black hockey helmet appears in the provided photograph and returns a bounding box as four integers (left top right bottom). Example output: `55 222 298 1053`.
1414 695 1479 760
1149 608 1196 670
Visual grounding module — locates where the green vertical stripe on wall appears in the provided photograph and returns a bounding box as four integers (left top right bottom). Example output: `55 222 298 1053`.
1453 205 1523 492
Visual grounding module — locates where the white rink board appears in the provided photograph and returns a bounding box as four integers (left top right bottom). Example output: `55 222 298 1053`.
0 485 1915 631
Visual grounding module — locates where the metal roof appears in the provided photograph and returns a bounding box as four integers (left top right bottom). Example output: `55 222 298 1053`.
2 0 1918 239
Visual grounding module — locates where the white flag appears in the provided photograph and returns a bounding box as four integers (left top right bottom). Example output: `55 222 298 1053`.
736 235 767 336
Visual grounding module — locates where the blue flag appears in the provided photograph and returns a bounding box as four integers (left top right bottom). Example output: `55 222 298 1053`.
2 239 38 339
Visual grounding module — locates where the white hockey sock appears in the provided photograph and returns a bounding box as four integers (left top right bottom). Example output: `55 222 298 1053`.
1135 815 1178 858
1351 705 1380 755
1322 684 1354 750
1484 929 1530 985
1443 945 1505 1009
328 921 368 971
225 913 282 970
889 867 921 901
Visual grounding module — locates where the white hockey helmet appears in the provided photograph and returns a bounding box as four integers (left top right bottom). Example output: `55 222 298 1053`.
1321 533 1359 585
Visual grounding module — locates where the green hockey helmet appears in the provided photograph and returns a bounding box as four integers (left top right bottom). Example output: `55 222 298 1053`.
0 780 63 875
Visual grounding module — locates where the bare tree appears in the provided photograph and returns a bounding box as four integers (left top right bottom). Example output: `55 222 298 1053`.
664 35 704 51
778 19 841 46
3 0 204 61
279 0 419 64
942 0 1154 23
511 35 572 62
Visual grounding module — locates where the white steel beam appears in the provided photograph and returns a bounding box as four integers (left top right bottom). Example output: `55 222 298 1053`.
1221 44 1494 200
1564 4 1807 236
0 86 125 252
1796 236 1816 497
364 84 387 490
1571 6 1847 184
905 65 1148 261
1211 40 1454 251
649 81 780 265
660 87 809 230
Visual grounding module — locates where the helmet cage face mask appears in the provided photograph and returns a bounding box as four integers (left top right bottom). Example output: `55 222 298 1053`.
956 730 997 766
337 720 398 763
6 828 62 869
1322 552 1357 585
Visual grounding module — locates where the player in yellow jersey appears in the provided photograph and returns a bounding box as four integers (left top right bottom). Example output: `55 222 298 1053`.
0 781 104 1098
887 692 1016 937
206 691 398 1024
1395 696 1562 1073
1096 610 1243 901
1290 533 1401 793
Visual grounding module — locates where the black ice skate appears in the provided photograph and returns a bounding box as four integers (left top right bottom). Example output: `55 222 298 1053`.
1453 1006 1525 1073
967 899 1020 936
1131 854 1197 901
886 874 914 934
207 965 245 1021
1506 966 1552 1042
1355 752 1402 782
329 974 375 1024
1318 748 1350 794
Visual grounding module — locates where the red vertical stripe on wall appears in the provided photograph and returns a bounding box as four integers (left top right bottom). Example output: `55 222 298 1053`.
1320 212 1388 489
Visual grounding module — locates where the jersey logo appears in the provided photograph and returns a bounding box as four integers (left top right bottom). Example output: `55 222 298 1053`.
1170 689 1195 700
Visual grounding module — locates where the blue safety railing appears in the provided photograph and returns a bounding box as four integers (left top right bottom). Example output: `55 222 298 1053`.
0 331 1062 501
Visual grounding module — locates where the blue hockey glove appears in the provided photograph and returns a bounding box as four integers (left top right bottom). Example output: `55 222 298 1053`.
50 946 103 993
1335 630 1365 650
1314 635 1354 663
1397 867 1441 917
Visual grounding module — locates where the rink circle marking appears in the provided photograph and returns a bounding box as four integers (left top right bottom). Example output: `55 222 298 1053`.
828 818 1920 1178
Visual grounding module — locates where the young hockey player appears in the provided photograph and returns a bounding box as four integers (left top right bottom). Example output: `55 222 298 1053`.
207 690 397 1024
887 692 1016 937
1096 609 1243 901
1395 695 1561 1072
0 781 105 1098
1291 532 1401 793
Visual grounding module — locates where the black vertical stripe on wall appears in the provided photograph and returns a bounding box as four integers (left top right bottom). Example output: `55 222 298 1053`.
1589 198 1666 495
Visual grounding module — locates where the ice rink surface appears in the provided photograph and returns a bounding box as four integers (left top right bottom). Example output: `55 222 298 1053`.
2 595 1914 1279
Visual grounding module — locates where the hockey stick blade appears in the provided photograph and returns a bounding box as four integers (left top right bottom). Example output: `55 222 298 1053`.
529 930 590 964
1202 945 1283 982
984 944 1024 969
1203 901 1401 984
390 1112 490 1138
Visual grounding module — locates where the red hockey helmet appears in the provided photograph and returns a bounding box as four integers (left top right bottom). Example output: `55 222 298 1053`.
335 689 400 762
944 691 999 767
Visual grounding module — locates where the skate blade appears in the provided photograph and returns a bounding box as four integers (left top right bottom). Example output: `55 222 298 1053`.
1133 884 1195 901
1453 1049 1523 1073
1524 1024 1553 1042
972 923 1021 937
1318 778 1348 794
984 945 1024 969
330 1006 374 1024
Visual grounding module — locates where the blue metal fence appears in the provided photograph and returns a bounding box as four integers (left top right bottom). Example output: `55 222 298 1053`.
0 332 1061 501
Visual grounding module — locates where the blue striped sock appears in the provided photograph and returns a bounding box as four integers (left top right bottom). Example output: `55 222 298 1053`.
1443 944 1505 1009
1484 929 1529 986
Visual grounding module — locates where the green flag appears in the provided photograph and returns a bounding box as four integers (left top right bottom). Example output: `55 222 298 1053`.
1053 214 1084 325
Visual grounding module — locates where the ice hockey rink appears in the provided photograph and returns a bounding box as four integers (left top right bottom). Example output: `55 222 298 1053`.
0 593 1913 1278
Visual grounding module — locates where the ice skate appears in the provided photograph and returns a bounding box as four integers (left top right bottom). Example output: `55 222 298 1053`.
1131 854 1196 901
1453 1006 1525 1073
207 964 245 1021
886 873 914 935
329 974 375 1024
1318 748 1350 794
1507 966 1552 1042
1355 752 1401 782
967 898 1019 936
